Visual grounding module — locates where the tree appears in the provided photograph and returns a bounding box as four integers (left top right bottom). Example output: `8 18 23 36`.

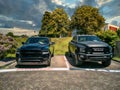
39 11 55 36
96 30 119 47
70 5 105 34
6 32 14 37
52 8 70 37
116 28 120 38
39 8 70 37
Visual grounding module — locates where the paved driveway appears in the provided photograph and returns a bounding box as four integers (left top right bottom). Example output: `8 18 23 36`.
0 55 120 90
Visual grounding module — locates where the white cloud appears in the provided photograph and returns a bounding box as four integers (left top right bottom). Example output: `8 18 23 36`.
19 20 33 25
106 16 120 23
34 1 48 14
51 0 77 8
0 15 14 21
0 15 35 25
96 0 113 7
51 0 63 5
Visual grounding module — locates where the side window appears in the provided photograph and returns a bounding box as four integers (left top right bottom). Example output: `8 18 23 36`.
72 36 77 42
78 36 86 42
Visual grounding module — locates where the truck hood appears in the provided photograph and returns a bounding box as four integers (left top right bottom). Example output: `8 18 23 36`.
79 41 109 47
20 43 49 50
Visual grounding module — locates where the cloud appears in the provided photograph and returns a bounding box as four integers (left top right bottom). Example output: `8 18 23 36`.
0 15 34 25
106 16 120 23
51 0 63 5
96 0 113 7
0 0 120 29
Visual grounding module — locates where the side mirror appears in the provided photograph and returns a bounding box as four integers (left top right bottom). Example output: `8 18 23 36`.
102 40 105 42
22 42 25 44
50 42 55 45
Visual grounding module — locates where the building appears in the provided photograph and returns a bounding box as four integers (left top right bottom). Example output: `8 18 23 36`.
104 24 119 31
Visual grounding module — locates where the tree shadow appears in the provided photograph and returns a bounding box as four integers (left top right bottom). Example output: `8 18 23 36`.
0 57 15 62
65 52 106 69
15 65 48 68
15 63 49 68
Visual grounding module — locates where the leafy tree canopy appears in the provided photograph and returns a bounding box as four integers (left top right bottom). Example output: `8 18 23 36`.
39 8 70 37
70 5 105 34
96 30 119 47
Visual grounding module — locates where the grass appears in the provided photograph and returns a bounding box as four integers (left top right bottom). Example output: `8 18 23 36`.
51 37 72 55
15 37 27 48
6 53 15 58
15 37 72 55
112 57 120 61
5 37 72 58
3 37 27 59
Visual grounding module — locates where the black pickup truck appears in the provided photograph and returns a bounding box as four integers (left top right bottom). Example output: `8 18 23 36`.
68 35 113 66
16 36 55 66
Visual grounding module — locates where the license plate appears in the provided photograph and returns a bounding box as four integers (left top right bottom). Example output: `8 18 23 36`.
93 48 104 51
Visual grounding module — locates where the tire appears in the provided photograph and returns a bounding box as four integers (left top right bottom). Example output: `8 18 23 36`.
74 53 83 66
51 53 54 57
102 59 111 67
47 58 51 66
47 60 50 66
68 47 72 57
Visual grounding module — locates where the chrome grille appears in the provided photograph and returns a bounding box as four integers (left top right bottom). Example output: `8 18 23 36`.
20 50 42 57
87 47 110 54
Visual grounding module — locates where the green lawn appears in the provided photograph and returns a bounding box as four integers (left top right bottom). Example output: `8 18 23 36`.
51 37 72 55
5 37 72 58
15 37 27 48
112 57 120 61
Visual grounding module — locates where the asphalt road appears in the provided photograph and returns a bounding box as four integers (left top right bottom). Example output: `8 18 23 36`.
0 70 120 90
0 55 120 90
3 55 120 70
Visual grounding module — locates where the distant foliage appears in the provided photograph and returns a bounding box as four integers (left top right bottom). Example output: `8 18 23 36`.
39 8 70 37
0 34 17 59
6 32 14 37
70 5 105 34
96 30 119 47
116 28 120 38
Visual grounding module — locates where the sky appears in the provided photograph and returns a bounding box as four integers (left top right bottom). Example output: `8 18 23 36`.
0 0 120 30
51 0 79 8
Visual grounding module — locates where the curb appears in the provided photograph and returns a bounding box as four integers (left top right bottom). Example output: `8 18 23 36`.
0 60 16 68
112 59 120 63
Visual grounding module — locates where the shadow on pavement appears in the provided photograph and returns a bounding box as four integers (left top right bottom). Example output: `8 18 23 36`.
0 57 15 62
15 65 48 68
65 52 106 69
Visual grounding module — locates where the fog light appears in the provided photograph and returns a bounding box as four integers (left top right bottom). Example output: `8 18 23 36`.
87 52 91 54
18 57 21 61
42 52 49 54
80 55 84 58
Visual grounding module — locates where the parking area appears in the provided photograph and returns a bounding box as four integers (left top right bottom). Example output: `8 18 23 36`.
0 55 120 73
0 55 120 90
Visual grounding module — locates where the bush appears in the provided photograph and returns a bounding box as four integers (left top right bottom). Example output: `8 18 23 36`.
96 30 119 47
0 34 17 59
6 32 14 37
116 29 120 38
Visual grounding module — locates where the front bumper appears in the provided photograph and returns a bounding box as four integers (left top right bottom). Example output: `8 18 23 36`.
16 53 50 65
78 53 113 61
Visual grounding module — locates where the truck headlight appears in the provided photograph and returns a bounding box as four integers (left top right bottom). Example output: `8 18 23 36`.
16 49 20 54
80 48 85 53
42 51 49 54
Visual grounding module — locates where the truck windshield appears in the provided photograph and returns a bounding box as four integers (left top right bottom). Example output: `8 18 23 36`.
78 36 101 42
26 38 49 45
